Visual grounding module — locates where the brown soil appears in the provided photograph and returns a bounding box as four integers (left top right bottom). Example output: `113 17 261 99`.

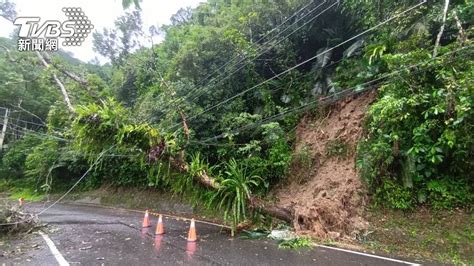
275 91 377 240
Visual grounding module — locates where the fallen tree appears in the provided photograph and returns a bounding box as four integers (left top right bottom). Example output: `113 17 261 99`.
0 205 38 235
170 156 293 223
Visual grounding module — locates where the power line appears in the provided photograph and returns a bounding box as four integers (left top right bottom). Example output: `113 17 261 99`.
182 1 330 103
36 146 115 216
0 146 114 226
13 118 66 133
0 106 66 132
197 44 473 145
183 1 339 108
166 0 428 132
6 123 70 142
167 55 344 131
2 129 143 160
156 1 333 119
4 122 145 158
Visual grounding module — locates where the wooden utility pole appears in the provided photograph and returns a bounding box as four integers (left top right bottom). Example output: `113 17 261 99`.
0 108 10 150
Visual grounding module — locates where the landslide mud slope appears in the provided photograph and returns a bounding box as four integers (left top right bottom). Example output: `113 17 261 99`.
276 91 377 240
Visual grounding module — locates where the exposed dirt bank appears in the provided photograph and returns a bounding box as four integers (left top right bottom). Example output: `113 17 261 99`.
276 91 377 240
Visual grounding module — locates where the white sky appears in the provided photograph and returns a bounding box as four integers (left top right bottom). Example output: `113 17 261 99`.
0 0 204 63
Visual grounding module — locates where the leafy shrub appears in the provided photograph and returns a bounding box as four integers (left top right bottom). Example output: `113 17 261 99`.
357 43 474 209
278 237 313 249
426 178 473 209
261 123 292 184
325 139 351 159
210 159 262 235
24 139 59 192
22 140 88 192
1 135 41 178
73 98 130 156
293 144 313 169
375 179 414 210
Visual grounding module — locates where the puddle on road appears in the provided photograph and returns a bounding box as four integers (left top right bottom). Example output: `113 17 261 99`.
186 241 197 260
154 235 163 252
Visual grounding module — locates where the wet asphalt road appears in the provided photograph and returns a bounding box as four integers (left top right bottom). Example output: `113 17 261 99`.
2 203 421 265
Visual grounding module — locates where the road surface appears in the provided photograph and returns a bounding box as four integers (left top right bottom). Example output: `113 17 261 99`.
2 203 423 265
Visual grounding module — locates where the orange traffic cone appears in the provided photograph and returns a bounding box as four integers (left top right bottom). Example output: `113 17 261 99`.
155 214 165 235
19 197 24 207
187 218 197 242
142 210 151 228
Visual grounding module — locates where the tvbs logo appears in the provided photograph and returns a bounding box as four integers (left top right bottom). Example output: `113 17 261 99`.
14 7 94 52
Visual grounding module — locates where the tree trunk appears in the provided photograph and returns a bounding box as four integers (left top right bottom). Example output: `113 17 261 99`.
170 155 293 222
452 11 468 45
36 51 75 112
0 108 9 150
433 0 450 57
42 53 89 87
249 195 293 223
169 156 221 190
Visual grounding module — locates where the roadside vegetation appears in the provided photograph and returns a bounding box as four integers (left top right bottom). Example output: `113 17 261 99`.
0 0 472 263
278 237 313 250
365 207 473 265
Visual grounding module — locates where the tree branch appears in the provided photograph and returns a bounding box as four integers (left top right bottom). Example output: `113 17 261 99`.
42 53 89 87
10 102 46 126
452 10 468 45
180 111 190 139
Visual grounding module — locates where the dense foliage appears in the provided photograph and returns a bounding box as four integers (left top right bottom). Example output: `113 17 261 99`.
357 43 474 209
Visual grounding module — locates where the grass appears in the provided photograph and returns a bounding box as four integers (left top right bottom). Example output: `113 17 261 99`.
0 179 45 202
278 237 313 249
325 139 351 158
363 207 473 265
293 145 313 169
9 189 44 201
322 239 338 247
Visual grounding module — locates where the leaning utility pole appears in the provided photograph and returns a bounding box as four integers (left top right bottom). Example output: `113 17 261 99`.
0 108 10 150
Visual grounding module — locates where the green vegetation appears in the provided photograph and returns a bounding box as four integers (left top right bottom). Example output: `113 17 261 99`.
278 237 313 249
293 144 313 169
0 0 472 247
326 139 351 159
357 40 474 209
210 159 262 235
365 208 473 265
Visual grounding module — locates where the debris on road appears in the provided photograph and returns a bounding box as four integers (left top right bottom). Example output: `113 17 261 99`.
268 229 297 241
0 203 38 235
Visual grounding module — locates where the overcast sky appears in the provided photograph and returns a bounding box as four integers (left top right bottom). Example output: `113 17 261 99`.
0 0 204 63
